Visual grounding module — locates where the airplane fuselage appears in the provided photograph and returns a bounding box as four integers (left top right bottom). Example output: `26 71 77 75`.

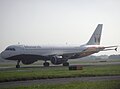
1 45 101 60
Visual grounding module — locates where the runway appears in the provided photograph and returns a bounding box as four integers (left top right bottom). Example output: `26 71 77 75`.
0 61 120 70
0 76 120 88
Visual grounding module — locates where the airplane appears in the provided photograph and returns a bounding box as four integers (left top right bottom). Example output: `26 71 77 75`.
0 24 118 68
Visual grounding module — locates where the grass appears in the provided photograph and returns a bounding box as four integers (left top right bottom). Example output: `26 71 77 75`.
0 65 120 82
1 80 120 89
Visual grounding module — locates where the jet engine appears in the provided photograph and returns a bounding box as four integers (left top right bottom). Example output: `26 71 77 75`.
50 56 68 65
21 59 37 65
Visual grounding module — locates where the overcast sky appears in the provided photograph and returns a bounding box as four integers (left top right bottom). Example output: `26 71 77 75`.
0 0 120 55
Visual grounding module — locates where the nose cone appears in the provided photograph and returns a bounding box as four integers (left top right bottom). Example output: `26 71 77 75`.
0 51 6 59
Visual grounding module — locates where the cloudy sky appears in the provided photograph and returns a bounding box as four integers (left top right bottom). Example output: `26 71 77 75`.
0 0 120 55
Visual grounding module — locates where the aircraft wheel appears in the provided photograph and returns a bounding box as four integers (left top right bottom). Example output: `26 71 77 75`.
63 62 69 66
43 62 49 67
16 65 20 68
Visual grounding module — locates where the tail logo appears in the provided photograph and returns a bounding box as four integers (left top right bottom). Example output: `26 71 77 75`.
94 34 100 43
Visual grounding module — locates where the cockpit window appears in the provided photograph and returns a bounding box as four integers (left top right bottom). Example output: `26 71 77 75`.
5 48 15 51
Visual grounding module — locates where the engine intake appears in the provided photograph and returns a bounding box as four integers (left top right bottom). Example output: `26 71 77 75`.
50 56 68 65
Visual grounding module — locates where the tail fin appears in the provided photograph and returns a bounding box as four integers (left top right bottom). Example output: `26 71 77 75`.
87 24 103 45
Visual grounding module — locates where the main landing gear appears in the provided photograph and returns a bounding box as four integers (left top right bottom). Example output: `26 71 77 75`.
43 61 50 67
43 61 69 67
16 60 20 68
63 62 69 66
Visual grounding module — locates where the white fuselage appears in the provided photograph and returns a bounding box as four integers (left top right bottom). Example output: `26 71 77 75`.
0 44 103 60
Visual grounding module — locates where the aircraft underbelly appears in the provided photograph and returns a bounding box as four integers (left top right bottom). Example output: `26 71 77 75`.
6 54 45 60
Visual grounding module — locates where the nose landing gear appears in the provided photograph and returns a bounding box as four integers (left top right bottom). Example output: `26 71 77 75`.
16 60 20 68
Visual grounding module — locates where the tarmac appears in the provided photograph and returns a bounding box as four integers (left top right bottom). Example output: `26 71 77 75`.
0 76 120 88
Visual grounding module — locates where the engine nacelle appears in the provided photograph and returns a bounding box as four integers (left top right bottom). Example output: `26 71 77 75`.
50 56 68 65
21 59 37 65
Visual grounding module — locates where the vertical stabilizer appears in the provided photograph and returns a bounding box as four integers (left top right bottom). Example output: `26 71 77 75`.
87 24 103 45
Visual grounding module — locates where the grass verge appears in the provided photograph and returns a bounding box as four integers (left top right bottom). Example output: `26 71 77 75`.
0 65 120 82
1 80 120 89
